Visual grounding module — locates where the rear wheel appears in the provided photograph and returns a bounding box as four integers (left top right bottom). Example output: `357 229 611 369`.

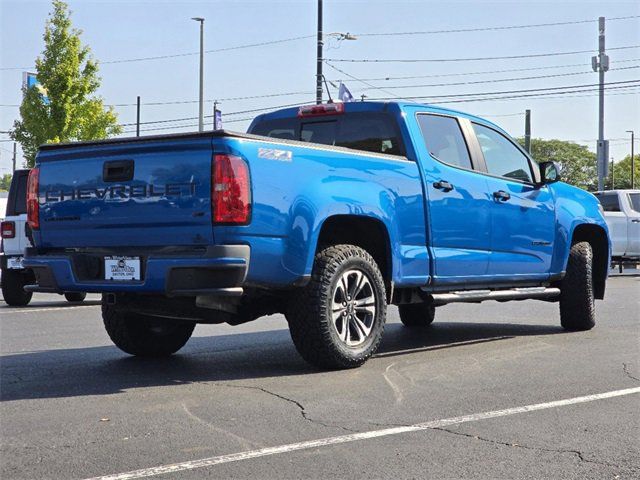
1 269 33 307
559 241 596 331
399 301 435 328
102 298 196 357
64 292 87 303
286 245 387 369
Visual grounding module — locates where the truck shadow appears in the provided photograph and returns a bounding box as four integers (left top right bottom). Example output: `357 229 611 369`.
0 322 564 402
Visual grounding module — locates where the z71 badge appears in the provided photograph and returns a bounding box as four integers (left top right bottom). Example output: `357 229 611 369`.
258 148 292 162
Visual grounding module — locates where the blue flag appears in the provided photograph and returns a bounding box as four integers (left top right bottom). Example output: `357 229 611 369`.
338 82 354 103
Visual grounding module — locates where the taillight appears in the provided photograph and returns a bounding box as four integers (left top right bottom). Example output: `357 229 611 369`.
297 103 345 117
1 221 15 239
27 167 40 230
212 154 251 224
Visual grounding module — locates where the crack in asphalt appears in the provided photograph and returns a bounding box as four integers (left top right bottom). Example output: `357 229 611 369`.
622 363 640 382
431 426 637 471
222 384 358 433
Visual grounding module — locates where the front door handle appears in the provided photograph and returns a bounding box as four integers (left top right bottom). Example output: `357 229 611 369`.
493 190 511 201
631 219 640 223
433 180 454 192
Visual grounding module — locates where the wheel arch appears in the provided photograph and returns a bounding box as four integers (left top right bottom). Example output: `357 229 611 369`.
315 214 393 298
570 223 609 299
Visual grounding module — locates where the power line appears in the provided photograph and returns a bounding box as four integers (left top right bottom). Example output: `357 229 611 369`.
367 79 640 101
0 34 316 71
326 57 640 82
4 15 637 71
110 90 315 108
101 35 315 65
354 15 640 37
326 45 640 63
323 62 405 100
4 59 639 110
118 100 314 128
359 65 640 91
411 84 640 105
121 116 255 134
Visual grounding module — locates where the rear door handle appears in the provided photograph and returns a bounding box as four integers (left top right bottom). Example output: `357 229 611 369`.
433 180 454 192
493 190 511 201
631 219 640 223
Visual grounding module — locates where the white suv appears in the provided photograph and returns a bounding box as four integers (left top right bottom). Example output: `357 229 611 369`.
1 170 86 306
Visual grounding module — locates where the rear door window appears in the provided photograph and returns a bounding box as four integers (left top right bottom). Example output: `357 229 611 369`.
417 114 472 169
335 113 403 155
628 193 640 213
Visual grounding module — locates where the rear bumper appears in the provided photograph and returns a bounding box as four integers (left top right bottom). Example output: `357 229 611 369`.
22 245 249 296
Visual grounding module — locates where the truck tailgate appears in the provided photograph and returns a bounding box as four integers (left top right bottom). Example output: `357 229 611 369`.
35 136 214 248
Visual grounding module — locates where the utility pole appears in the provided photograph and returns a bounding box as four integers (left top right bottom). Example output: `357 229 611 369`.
192 17 205 131
627 130 635 189
524 109 531 154
316 0 323 104
136 96 141 137
12 142 17 172
593 16 609 191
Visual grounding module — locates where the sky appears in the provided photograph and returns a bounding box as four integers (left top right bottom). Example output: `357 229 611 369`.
0 0 639 173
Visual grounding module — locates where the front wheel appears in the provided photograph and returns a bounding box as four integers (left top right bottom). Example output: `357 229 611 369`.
102 299 196 357
559 241 596 331
1 269 33 307
286 245 387 369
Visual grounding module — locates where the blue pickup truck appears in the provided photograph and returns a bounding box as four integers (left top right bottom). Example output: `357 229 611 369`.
23 101 610 369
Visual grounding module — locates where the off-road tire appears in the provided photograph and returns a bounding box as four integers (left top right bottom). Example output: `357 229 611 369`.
559 241 596 331
102 299 196 357
286 244 387 369
1 269 32 306
64 292 87 303
399 301 436 327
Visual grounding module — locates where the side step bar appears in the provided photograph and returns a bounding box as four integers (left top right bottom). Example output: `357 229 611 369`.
427 287 561 306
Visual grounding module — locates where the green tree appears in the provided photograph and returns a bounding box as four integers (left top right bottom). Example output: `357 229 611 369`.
517 138 597 191
11 0 121 167
0 174 12 191
607 154 640 190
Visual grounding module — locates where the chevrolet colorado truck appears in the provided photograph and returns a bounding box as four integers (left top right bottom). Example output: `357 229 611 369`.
23 102 610 369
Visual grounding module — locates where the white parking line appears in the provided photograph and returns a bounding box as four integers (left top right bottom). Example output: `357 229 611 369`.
0 305 99 315
84 386 640 480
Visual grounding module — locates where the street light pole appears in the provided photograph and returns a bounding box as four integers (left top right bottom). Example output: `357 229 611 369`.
316 0 323 104
627 130 635 189
192 17 205 131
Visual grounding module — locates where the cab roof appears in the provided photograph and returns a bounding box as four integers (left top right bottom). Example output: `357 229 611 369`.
252 100 502 131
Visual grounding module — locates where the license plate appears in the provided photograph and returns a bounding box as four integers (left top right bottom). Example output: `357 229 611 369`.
7 256 24 269
104 256 141 281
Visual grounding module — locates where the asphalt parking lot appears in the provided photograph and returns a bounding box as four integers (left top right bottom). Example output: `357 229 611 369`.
1 275 639 480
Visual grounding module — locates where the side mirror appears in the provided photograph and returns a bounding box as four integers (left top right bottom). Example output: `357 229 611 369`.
539 161 561 185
